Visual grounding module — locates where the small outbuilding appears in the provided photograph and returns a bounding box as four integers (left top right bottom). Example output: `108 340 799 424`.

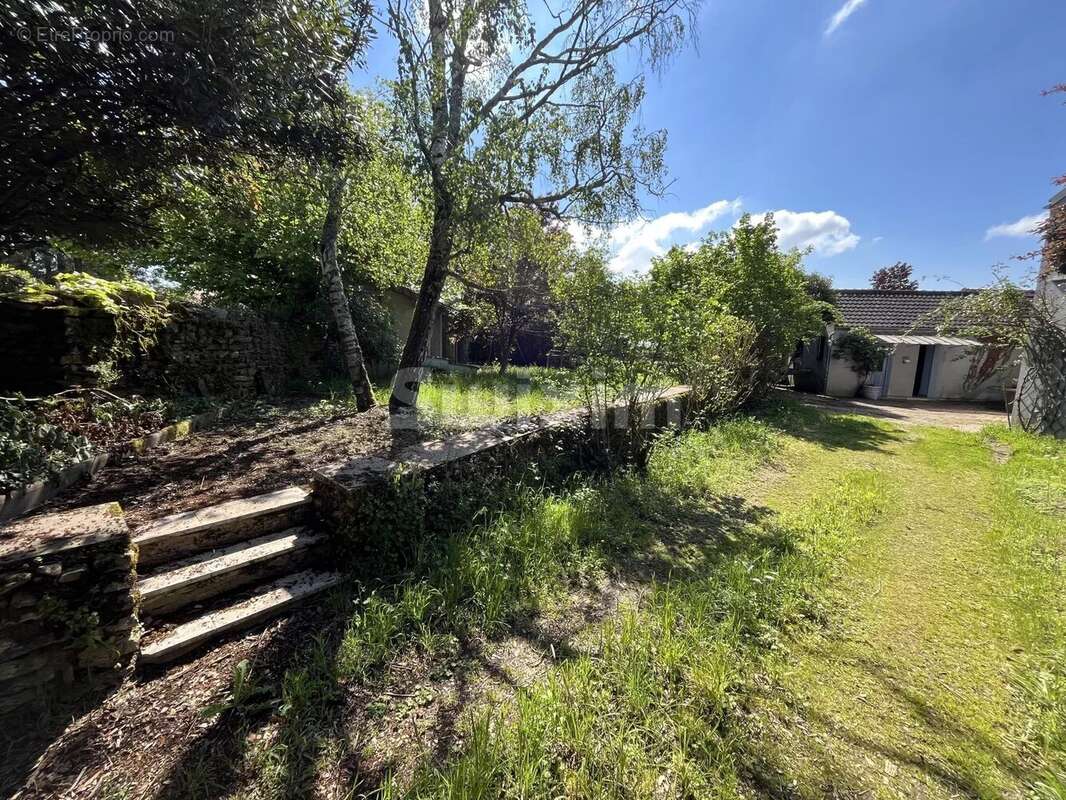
793 289 1018 402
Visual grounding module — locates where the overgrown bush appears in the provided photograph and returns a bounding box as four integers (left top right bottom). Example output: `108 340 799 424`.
0 396 92 490
0 391 202 491
554 215 827 449
0 267 170 386
554 254 672 461
931 279 1066 434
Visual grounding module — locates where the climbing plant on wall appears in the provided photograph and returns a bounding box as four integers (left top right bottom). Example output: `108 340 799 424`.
832 327 890 395
0 267 171 385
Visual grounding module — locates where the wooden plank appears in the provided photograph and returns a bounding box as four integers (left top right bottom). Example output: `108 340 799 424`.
139 570 344 664
133 486 310 567
138 527 324 616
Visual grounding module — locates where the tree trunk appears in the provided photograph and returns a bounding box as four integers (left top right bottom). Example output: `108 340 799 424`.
320 171 376 412
389 189 453 412
497 324 517 374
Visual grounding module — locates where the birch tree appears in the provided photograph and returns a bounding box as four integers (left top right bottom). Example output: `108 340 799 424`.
320 171 378 409
384 0 697 411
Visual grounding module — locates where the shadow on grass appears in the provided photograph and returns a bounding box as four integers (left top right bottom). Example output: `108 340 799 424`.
738 628 1026 799
781 408 904 453
18 399 913 798
150 605 356 800
141 472 776 798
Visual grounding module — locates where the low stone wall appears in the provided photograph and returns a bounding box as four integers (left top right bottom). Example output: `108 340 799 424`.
0 503 138 714
313 388 689 569
0 301 115 394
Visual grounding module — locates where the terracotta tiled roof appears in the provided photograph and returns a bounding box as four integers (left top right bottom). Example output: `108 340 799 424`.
834 289 976 334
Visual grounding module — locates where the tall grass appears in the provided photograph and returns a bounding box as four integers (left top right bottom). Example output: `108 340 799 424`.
332 413 788 682
399 462 887 798
983 426 1066 798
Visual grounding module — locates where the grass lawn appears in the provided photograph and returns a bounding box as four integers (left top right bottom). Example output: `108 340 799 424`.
383 402 1066 799
25 398 1063 800
368 367 582 428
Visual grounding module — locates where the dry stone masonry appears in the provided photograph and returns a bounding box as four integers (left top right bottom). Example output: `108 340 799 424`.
140 304 322 397
0 503 138 714
0 301 116 394
0 298 328 397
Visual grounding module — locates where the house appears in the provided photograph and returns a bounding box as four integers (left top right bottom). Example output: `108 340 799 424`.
794 289 1019 402
383 286 471 366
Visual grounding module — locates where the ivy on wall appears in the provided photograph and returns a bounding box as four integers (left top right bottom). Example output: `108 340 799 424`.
0 267 171 384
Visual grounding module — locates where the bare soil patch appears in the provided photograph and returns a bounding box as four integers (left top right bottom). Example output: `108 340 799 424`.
35 402 428 527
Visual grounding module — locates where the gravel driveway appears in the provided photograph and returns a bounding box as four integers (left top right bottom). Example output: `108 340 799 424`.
793 392 1009 432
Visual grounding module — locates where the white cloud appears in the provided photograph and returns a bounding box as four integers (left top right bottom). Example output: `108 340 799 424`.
570 199 743 274
872 236 884 243
825 0 868 36
984 212 1047 240
747 209 861 256
569 202 859 273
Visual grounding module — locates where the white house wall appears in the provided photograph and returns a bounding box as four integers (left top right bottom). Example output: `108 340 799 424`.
884 344 920 399
928 346 973 400
824 338 1013 401
825 353 863 397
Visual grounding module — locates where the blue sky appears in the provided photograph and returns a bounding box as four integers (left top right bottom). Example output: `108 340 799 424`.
353 0 1065 289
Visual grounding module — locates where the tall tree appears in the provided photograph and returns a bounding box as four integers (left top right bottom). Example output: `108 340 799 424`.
1 0 371 255
384 0 697 411
320 172 377 408
870 262 919 291
458 210 569 372
2 2 389 406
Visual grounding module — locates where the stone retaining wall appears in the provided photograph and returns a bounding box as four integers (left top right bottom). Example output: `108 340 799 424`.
0 298 332 397
313 388 690 569
138 304 327 397
0 301 115 394
0 503 138 714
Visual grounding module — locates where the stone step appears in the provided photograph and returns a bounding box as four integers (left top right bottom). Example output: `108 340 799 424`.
133 486 311 568
139 570 345 665
138 527 325 617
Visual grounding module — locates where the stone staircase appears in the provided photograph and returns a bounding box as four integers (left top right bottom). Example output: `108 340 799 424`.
132 486 343 665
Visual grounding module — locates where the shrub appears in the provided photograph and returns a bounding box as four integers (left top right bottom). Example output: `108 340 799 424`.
0 396 93 490
832 327 890 394
0 269 170 387
554 214 826 446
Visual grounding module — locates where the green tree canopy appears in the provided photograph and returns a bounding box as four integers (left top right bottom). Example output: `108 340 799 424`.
383 0 699 409
555 214 827 434
455 209 572 371
1 0 371 255
138 100 428 311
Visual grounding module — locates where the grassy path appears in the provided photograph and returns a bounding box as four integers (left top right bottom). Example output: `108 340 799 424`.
751 422 1064 798
406 406 1066 799
45 402 1058 800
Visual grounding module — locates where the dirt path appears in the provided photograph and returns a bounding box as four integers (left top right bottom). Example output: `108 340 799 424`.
37 405 425 527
